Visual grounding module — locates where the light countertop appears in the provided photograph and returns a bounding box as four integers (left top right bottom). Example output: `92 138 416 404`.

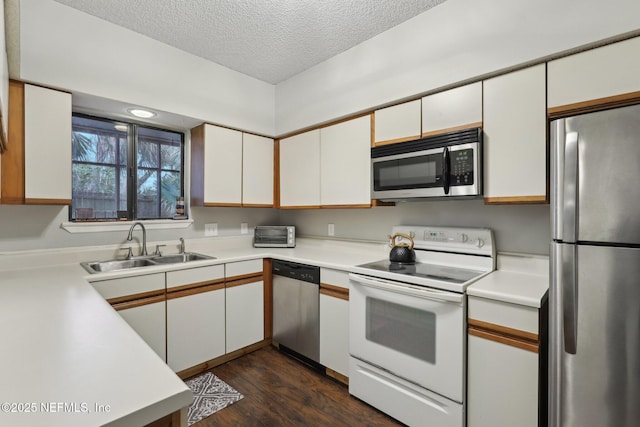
0 237 388 426
466 252 549 308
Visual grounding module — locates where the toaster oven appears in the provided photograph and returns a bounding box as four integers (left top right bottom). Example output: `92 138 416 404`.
253 226 296 248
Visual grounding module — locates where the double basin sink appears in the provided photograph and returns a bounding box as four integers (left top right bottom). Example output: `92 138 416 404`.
81 252 215 274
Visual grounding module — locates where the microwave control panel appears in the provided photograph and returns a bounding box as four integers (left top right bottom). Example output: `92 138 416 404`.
451 149 474 186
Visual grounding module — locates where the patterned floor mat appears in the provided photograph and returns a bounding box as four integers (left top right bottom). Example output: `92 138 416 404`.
185 371 244 425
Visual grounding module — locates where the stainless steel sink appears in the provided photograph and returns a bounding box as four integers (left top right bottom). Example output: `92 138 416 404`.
150 252 212 264
81 252 215 274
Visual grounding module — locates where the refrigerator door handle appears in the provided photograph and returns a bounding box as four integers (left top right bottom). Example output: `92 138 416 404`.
562 131 579 243
560 245 578 354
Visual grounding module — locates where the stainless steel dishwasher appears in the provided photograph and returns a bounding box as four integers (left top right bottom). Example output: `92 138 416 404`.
272 260 321 365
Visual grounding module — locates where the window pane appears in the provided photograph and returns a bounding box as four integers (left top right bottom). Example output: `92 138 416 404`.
161 143 181 170
161 171 181 217
72 164 120 220
137 169 159 218
72 116 126 164
137 140 158 168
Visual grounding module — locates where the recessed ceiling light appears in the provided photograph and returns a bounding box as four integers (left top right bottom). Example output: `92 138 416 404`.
114 124 128 132
127 108 157 118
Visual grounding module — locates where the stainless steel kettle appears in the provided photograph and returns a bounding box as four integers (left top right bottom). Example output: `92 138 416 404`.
388 232 416 264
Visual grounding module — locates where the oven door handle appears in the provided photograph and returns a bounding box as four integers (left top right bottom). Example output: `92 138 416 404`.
349 273 464 304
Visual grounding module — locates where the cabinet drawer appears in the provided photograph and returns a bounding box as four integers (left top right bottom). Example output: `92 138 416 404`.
166 265 224 289
468 296 538 334
90 273 165 300
225 259 263 278
320 268 349 289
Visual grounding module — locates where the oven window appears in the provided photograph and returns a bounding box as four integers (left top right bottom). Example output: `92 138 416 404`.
365 297 436 363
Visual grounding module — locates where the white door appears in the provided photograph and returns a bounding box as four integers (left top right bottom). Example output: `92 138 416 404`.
242 134 273 206
279 129 321 207
320 115 371 206
203 124 243 205
118 300 166 362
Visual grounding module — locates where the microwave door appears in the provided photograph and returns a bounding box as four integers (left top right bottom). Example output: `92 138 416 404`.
372 148 446 199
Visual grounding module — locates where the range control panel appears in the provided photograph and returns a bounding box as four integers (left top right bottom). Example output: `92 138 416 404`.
391 225 495 258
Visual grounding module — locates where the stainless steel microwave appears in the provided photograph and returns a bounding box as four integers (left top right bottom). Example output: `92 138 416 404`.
253 226 296 248
371 128 482 201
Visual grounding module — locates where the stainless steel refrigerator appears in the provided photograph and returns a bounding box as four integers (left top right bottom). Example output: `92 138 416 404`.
550 103 640 427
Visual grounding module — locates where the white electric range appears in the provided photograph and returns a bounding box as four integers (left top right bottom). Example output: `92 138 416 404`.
348 226 495 427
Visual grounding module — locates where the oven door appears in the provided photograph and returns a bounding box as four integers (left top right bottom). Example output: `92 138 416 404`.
349 273 465 402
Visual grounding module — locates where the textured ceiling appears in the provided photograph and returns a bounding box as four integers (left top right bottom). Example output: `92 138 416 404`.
53 0 447 84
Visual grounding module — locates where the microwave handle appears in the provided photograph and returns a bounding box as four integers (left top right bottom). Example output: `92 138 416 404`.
442 146 451 195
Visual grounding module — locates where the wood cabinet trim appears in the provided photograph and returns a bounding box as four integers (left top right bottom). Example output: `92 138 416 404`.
484 195 548 205
25 198 72 205
326 367 349 385
202 202 243 207
106 289 165 306
320 283 349 301
548 90 640 119
112 294 166 311
2 80 25 204
225 273 263 289
166 278 225 295
241 203 274 208
278 205 322 210
468 318 539 353
372 134 421 147
263 259 273 339
421 122 483 138
320 204 372 209
167 282 225 300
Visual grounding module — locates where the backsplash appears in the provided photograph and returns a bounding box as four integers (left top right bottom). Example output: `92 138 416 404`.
279 199 550 255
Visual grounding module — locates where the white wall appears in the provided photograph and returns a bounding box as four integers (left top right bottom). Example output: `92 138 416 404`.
0 206 280 252
16 0 275 136
275 0 640 134
280 200 550 255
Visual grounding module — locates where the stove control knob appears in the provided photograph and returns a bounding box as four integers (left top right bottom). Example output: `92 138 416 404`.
475 238 485 248
459 233 468 243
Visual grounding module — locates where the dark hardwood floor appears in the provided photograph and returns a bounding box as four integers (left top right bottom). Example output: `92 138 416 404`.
191 345 404 426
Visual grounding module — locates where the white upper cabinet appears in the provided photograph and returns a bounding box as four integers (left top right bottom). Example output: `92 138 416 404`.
548 36 640 113
242 133 274 206
373 99 421 146
24 84 72 203
205 124 242 205
421 82 482 136
279 129 321 208
483 64 547 204
320 115 371 206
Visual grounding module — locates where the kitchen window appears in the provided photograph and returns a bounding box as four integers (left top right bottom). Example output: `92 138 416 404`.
71 114 184 221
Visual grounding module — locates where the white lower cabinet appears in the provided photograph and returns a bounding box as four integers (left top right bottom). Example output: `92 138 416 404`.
225 259 265 353
90 273 166 362
118 301 167 362
167 287 226 373
226 280 264 353
166 265 226 373
467 335 538 427
319 268 349 379
467 296 543 427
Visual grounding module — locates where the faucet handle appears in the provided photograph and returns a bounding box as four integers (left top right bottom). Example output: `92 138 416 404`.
179 237 185 254
119 247 134 259
154 244 166 256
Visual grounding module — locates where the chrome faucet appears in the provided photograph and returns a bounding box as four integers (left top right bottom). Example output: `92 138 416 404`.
127 222 148 256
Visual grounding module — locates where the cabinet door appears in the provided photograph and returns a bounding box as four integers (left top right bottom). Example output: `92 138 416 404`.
421 82 482 137
467 335 538 427
226 280 264 353
203 124 242 206
279 129 320 207
118 300 167 362
319 293 349 378
24 84 71 203
242 133 274 206
548 36 640 113
373 99 421 146
483 64 547 204
167 287 226 373
320 115 371 206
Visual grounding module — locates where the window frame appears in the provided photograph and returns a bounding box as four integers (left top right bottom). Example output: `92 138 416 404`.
70 113 185 222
